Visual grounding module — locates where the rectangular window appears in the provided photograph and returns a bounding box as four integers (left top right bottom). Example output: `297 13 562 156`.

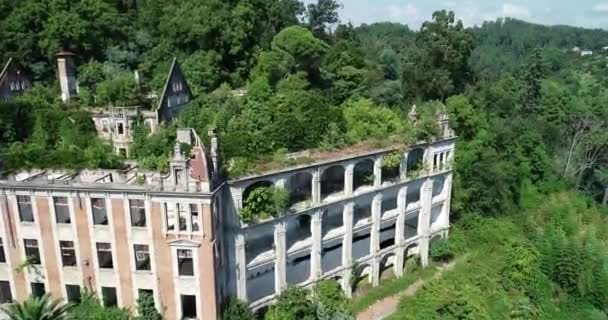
129 199 146 227
178 204 187 231
54 197 70 224
66 285 81 303
31 283 45 298
101 287 117 307
165 203 175 231
91 198 108 225
117 123 124 135
181 294 197 319
0 238 5 263
60 241 77 266
190 204 200 232
24 239 40 264
17 195 34 222
177 249 194 276
134 244 150 271
96 243 113 269
138 289 153 299
433 153 439 171
0 281 12 303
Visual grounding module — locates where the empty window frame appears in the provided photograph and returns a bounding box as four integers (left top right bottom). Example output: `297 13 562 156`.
23 239 41 264
60 241 77 267
101 287 117 307
17 195 33 222
0 238 5 263
181 294 197 319
190 204 200 232
134 244 151 271
177 249 194 276
91 198 108 225
0 281 12 303
66 284 81 303
117 123 124 135
96 243 113 269
178 204 187 231
54 197 70 224
129 199 146 227
165 203 175 231
31 282 45 298
138 289 153 300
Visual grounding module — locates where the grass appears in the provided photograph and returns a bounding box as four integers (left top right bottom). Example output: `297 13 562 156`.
349 264 438 314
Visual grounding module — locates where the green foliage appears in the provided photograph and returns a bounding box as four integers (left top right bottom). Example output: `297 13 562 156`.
342 98 407 144
382 151 404 171
264 287 316 320
68 291 130 320
130 123 176 172
313 280 353 320
240 186 289 223
135 292 162 320
2 294 73 320
222 299 255 320
430 239 454 262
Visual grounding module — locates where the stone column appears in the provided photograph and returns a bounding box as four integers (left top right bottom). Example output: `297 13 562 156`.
341 202 354 297
394 186 408 277
424 145 434 175
312 169 321 204
232 187 243 210
235 233 247 301
345 163 355 196
370 194 382 286
373 157 382 188
441 173 453 229
418 179 433 267
274 221 287 293
311 210 323 280
400 151 408 181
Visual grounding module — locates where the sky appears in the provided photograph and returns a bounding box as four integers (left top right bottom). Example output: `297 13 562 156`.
321 0 608 29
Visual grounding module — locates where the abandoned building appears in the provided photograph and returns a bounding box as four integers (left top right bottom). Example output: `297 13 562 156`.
0 58 32 102
0 129 222 320
220 111 455 310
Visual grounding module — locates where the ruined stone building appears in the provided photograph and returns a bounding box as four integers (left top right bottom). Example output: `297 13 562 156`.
0 58 32 102
0 106 455 319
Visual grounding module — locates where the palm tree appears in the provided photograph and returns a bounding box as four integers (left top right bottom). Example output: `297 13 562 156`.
2 294 73 320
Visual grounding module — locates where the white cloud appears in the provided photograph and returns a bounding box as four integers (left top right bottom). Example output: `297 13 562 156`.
502 3 531 18
386 3 418 20
592 3 608 12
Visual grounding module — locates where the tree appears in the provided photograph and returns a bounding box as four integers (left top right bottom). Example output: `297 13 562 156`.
135 292 162 320
306 0 341 39
69 291 130 320
522 49 546 113
2 294 73 320
264 287 316 320
222 299 255 320
594 168 608 205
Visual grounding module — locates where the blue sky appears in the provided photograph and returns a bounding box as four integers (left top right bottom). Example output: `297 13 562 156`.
320 1 608 29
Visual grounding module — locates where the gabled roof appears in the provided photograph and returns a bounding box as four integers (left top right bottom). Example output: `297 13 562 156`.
0 58 13 87
155 57 192 111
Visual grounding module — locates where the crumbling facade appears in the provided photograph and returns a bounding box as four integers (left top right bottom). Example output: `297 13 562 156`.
0 129 221 320
221 113 456 310
0 58 32 102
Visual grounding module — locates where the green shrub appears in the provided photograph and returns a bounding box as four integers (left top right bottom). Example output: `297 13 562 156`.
240 186 290 223
430 239 454 262
222 299 255 320
382 151 404 171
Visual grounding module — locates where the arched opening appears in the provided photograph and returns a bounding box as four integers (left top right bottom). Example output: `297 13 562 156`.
379 254 396 280
287 252 311 285
404 211 419 240
381 152 403 184
352 230 371 261
406 180 422 205
406 148 425 178
380 221 396 251
352 264 371 295
247 265 275 302
432 176 446 198
245 223 275 264
322 241 342 273
321 165 345 201
287 214 312 251
353 159 374 192
243 181 274 204
381 191 398 218
431 204 444 230
322 206 344 239
353 199 372 228
288 172 312 208
403 244 420 275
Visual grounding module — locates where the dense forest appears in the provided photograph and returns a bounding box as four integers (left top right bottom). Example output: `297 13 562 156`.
2 0 608 319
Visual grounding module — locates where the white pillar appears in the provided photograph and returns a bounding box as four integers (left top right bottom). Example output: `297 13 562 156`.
441 173 453 229
394 186 408 277
400 151 408 181
312 169 321 204
370 194 382 286
342 202 354 297
373 157 382 188
274 221 287 293
424 145 434 175
232 187 243 210
236 233 247 301
418 179 433 267
371 256 380 287
345 163 355 196
311 210 323 280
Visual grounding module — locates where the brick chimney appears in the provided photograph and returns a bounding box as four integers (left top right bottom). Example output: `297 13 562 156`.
56 51 78 103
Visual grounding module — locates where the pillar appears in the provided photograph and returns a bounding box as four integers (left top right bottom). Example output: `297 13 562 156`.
311 210 323 280
235 233 247 301
274 221 287 293
418 179 433 267
341 202 354 297
312 169 321 204
440 173 453 230
232 187 243 210
424 145 434 175
373 157 382 188
345 163 354 196
371 256 380 287
400 151 408 181
394 186 408 277
370 194 382 286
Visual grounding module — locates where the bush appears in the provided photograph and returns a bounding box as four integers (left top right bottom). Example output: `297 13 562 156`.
240 186 290 223
264 287 316 320
135 291 162 320
222 299 255 320
313 280 353 320
430 238 454 262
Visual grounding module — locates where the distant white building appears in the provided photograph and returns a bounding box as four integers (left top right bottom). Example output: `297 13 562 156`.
581 50 593 56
